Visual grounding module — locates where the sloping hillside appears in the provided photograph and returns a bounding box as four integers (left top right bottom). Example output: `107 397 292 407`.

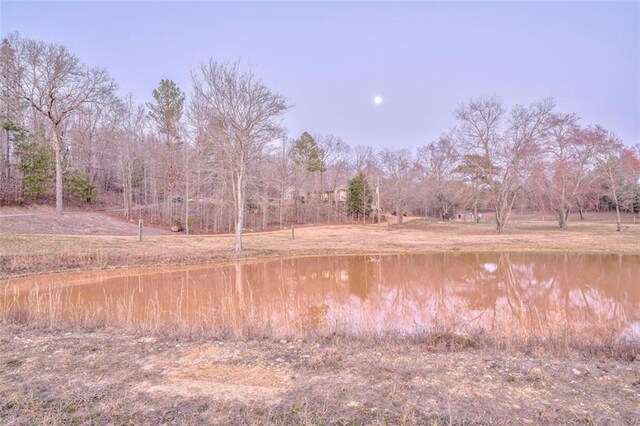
0 206 171 236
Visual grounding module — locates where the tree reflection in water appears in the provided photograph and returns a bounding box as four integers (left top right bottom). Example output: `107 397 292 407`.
2 254 639 340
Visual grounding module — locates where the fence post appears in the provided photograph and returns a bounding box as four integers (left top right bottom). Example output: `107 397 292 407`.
138 219 143 242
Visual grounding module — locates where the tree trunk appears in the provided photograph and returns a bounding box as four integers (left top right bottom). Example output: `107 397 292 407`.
4 128 10 196
235 165 245 251
122 160 133 220
495 188 518 234
262 197 267 230
184 165 190 235
53 127 64 215
578 203 585 221
557 206 569 229
376 176 381 225
316 171 322 223
279 191 284 229
495 205 505 234
123 168 129 220
362 187 366 225
612 185 622 232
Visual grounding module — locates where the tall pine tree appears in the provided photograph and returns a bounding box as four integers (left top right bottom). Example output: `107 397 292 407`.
293 132 325 172
347 172 373 219
147 79 185 148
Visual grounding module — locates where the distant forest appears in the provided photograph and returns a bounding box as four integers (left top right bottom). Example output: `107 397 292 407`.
1 33 638 240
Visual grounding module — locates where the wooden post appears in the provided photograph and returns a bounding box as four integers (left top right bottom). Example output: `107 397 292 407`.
138 219 143 242
291 225 295 240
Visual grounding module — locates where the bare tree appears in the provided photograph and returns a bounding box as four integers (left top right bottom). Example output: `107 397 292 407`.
316 134 351 222
595 132 635 232
192 61 288 251
541 116 606 228
379 148 414 224
275 132 293 228
455 96 553 232
353 145 377 175
117 94 146 220
416 133 466 219
4 34 116 214
616 146 640 217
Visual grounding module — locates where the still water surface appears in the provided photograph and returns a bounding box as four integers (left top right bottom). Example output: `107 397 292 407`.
2 253 639 338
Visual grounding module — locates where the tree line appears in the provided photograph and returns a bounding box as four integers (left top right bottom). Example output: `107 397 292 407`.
1 33 638 250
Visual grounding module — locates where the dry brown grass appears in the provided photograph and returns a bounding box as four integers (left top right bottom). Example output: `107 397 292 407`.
3 284 638 362
0 326 638 425
2 213 639 279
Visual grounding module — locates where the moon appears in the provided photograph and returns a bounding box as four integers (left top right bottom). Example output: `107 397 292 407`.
373 95 383 105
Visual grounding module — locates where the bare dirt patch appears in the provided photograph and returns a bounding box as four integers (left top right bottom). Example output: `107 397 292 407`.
139 345 292 402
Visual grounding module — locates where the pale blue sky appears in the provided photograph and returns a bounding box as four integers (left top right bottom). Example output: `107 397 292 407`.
1 1 638 148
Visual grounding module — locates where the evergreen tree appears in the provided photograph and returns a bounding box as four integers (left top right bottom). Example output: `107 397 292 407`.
13 131 54 199
146 79 185 213
147 79 185 147
293 132 325 172
64 170 97 203
347 172 373 218
293 132 327 220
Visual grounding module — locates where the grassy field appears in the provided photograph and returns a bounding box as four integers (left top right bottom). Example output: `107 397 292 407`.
2 212 640 279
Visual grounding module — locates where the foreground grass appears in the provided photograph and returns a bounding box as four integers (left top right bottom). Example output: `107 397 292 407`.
1 325 639 425
2 218 640 279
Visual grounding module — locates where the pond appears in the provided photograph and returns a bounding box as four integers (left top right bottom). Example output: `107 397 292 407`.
2 253 639 340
